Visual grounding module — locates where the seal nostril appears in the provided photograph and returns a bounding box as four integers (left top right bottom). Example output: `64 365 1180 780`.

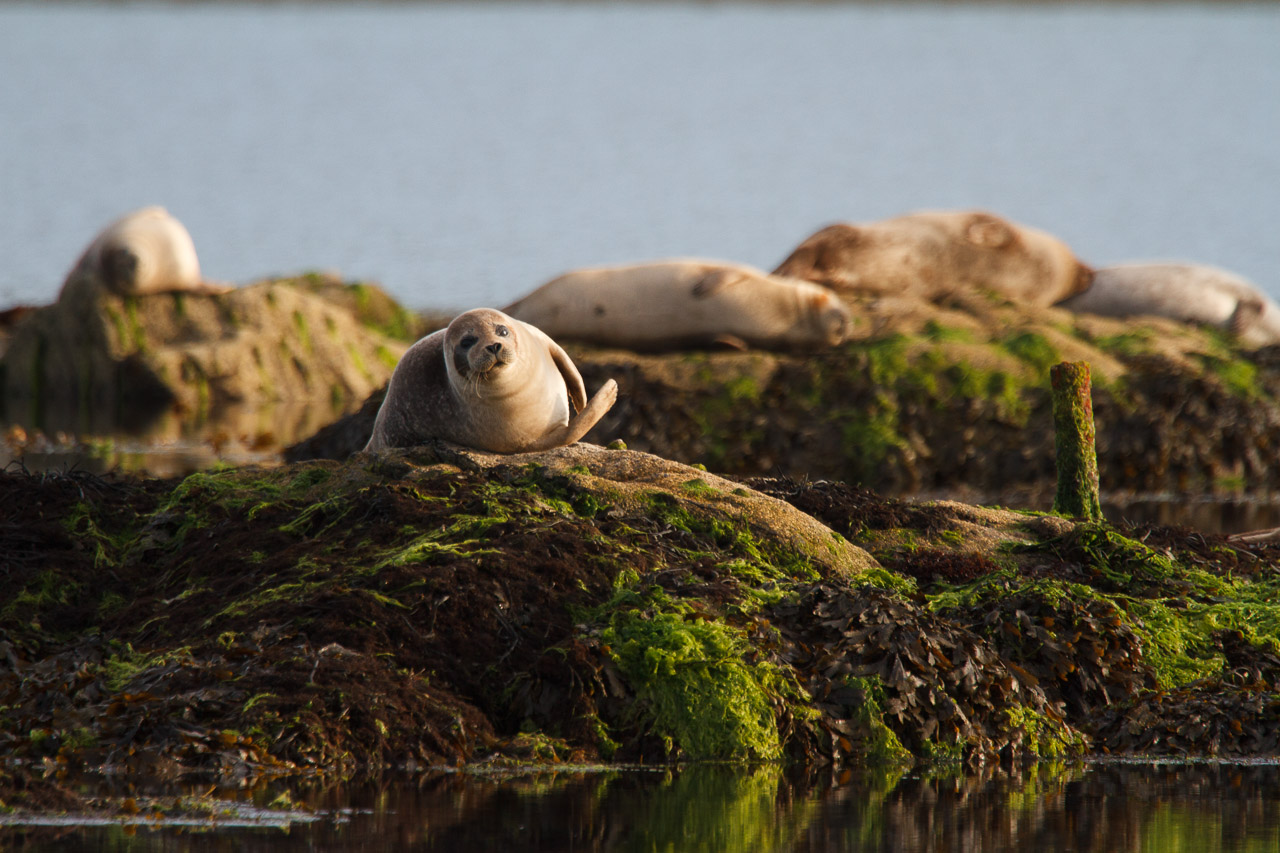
487 342 502 354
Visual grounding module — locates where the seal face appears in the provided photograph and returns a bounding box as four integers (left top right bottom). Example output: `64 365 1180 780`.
60 206 229 301
502 260 852 352
365 308 618 453
772 210 1092 307
1057 262 1280 348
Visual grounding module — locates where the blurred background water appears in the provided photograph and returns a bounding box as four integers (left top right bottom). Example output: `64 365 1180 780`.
1 2 1278 313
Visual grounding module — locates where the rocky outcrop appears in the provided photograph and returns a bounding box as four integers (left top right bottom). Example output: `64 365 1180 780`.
286 291 1280 503
3 445 1278 798
0 277 409 446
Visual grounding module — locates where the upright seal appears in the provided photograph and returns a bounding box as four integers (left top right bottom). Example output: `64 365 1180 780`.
365 308 619 453
1057 262 1280 347
502 259 851 351
59 206 228 300
772 210 1092 307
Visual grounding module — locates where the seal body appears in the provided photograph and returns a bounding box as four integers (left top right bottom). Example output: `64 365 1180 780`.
60 206 223 300
365 308 618 453
1057 262 1280 347
772 210 1092 307
502 260 851 351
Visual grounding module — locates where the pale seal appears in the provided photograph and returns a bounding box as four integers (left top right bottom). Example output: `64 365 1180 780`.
1056 262 1280 348
59 206 229 301
772 210 1092 307
364 308 619 453
502 260 851 351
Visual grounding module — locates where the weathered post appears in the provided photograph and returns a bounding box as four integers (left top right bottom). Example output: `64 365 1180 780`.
1050 361 1103 521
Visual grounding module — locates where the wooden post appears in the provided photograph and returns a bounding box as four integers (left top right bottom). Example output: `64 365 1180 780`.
1050 361 1103 521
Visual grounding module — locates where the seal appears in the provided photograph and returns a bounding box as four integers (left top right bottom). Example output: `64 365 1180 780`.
502 260 851 351
771 210 1092 307
364 308 619 453
59 206 229 301
1056 262 1280 347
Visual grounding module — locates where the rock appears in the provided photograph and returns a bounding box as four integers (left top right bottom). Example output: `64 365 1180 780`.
371 440 881 578
1 278 408 445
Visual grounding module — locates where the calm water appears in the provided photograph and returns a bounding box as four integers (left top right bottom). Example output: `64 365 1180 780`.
2 762 1280 852
1 2 1278 313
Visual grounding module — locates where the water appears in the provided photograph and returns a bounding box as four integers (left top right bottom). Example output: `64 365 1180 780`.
3 762 1279 851
1 2 1278 314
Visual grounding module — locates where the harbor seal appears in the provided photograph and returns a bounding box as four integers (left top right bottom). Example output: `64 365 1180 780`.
771 210 1092 307
1056 262 1280 348
502 260 851 351
364 308 619 453
59 206 229 301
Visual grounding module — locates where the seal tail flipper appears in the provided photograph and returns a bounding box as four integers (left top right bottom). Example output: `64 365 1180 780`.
1229 296 1265 337
524 379 619 451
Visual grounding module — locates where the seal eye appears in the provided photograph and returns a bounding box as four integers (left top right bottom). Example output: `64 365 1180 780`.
495 325 510 337
459 335 478 349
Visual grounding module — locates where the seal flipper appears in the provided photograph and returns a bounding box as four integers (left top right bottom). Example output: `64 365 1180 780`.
546 336 589 412
1229 297 1265 338
711 334 750 351
524 379 619 451
691 269 748 298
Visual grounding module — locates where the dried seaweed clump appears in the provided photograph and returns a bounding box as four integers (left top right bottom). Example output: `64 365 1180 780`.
768 584 1085 766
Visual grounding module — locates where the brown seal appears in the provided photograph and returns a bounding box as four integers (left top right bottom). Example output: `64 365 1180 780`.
59 206 229 301
364 308 618 453
772 210 1092 307
502 259 851 351
1057 262 1280 347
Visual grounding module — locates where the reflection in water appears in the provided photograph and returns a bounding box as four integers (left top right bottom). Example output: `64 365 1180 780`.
3 762 1279 852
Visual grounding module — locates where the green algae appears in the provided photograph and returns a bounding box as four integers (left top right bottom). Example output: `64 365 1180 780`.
595 582 802 761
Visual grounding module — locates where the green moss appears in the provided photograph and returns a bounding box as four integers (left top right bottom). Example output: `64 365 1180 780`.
999 331 1061 376
346 343 374 383
680 478 719 496
641 491 817 585
598 588 799 761
292 310 313 355
123 296 147 353
102 643 195 692
1196 353 1262 399
845 676 912 765
1003 706 1086 759
171 291 187 320
839 404 908 481
1092 329 1156 358
375 345 400 370
922 320 975 343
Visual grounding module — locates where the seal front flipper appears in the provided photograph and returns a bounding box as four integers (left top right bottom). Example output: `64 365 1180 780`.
546 336 589 412
691 269 748 298
712 334 750 351
523 379 619 451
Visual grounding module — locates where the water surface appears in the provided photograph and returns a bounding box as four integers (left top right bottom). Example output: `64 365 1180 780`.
3 761 1279 852
2 2 1277 311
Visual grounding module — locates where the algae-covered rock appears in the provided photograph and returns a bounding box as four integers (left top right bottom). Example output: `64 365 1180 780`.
375 440 881 578
2 454 1278 794
1 278 408 444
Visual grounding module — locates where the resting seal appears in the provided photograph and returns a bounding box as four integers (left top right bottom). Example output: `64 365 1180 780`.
772 210 1092 307
365 308 619 453
502 260 851 351
59 206 229 301
1056 262 1280 348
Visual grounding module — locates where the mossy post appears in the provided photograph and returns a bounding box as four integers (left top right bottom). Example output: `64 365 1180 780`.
1050 361 1103 521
